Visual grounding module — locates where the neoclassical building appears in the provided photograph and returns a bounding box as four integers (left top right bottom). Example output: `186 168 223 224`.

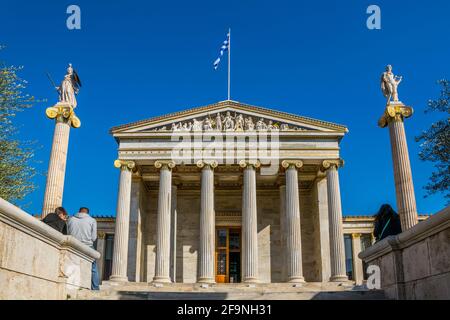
106 100 364 284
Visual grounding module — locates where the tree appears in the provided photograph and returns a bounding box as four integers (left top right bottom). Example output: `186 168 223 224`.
416 80 450 203
0 46 38 203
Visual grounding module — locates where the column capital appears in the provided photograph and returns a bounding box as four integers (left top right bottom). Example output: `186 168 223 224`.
114 159 136 171
45 103 81 128
154 160 176 170
239 159 261 169
378 103 414 128
98 231 106 239
351 233 362 239
281 160 303 170
196 160 218 169
321 159 344 171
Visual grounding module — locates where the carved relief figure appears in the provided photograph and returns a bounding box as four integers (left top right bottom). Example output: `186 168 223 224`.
256 118 268 130
223 112 234 130
215 113 223 131
235 114 244 131
245 116 255 131
203 118 213 131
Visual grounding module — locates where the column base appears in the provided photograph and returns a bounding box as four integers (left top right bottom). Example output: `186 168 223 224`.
243 277 259 284
197 277 216 284
330 275 349 282
152 276 172 284
109 275 129 282
288 276 305 283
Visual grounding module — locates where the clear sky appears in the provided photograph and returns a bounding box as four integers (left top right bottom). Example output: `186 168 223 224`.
1 0 449 217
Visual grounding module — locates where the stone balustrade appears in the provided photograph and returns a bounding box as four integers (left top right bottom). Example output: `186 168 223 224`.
359 205 450 300
0 197 100 299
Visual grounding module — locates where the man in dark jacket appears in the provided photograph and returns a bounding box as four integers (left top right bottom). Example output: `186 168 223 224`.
42 207 68 235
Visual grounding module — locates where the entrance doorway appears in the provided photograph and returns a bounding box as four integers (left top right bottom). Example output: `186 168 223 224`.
215 227 241 283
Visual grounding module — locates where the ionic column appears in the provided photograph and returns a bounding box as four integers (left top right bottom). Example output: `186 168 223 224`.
279 184 287 281
351 233 364 285
41 104 81 217
170 183 178 283
239 160 260 283
378 103 418 230
282 160 305 283
197 160 218 283
322 160 348 282
153 160 175 283
110 160 135 282
96 232 106 282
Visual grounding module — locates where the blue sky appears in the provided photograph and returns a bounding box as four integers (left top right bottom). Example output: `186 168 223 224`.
1 0 449 216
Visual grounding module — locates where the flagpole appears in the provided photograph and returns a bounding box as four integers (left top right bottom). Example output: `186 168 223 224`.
228 28 231 101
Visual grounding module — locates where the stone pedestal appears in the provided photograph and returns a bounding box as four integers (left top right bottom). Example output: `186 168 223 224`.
41 103 81 217
322 160 348 282
282 160 305 283
110 160 135 282
378 103 418 230
197 161 217 283
153 160 175 283
240 160 260 283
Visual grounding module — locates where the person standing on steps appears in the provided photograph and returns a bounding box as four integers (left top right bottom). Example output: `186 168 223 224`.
67 207 100 290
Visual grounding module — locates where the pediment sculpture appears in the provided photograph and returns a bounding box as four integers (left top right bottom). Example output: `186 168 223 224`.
148 111 308 132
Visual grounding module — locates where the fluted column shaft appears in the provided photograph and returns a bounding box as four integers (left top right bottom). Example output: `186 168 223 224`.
170 184 178 282
285 165 305 282
153 164 173 283
242 164 259 283
388 119 418 230
198 164 216 283
279 185 287 281
110 161 134 281
325 164 348 282
42 118 71 217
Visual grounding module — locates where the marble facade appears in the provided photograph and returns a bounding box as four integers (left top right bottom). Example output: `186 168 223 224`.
106 100 353 284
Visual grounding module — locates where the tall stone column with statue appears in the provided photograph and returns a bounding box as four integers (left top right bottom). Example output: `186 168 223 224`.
41 64 82 217
379 65 419 230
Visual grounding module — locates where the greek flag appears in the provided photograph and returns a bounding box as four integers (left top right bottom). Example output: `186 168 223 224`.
213 32 230 70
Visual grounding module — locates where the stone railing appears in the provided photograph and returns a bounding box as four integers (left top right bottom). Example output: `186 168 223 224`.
359 206 450 300
0 198 100 299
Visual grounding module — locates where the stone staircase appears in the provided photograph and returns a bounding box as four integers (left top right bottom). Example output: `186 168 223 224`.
74 282 386 300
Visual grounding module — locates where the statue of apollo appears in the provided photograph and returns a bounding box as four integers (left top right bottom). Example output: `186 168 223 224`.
381 65 402 105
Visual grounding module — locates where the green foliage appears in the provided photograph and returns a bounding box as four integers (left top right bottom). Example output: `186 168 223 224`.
416 80 450 203
0 46 38 203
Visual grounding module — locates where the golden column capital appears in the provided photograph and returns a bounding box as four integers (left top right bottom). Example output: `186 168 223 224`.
45 103 81 128
196 160 218 169
321 159 344 171
154 160 176 170
98 231 106 240
114 159 136 171
281 160 303 170
351 233 362 239
239 159 261 169
378 103 414 128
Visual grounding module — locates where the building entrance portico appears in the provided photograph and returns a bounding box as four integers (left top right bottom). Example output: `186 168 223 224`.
215 226 242 283
108 100 349 285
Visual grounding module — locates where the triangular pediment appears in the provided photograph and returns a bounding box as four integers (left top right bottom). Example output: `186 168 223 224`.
110 100 347 134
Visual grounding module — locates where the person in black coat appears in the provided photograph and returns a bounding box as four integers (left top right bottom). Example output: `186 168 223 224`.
42 207 68 235
373 204 402 242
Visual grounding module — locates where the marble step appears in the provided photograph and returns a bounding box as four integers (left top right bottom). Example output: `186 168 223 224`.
75 282 386 300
